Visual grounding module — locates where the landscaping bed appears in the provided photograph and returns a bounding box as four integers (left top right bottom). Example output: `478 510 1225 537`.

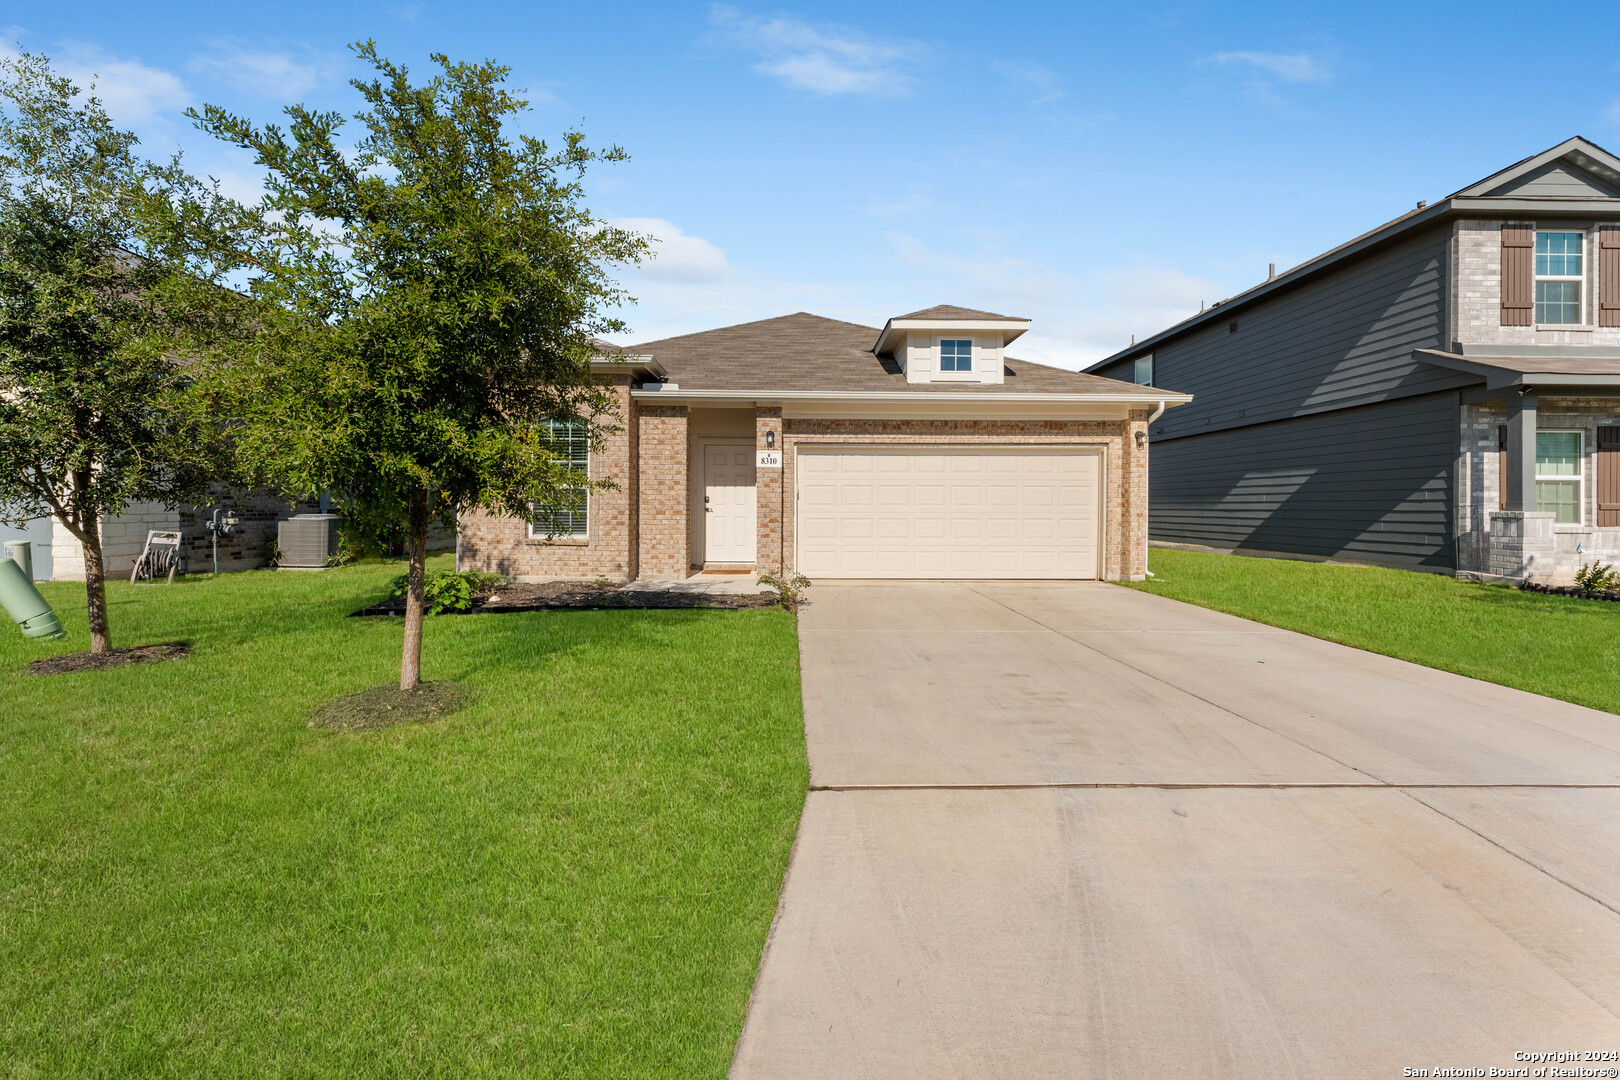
28 642 191 675
351 578 779 616
1519 581 1620 602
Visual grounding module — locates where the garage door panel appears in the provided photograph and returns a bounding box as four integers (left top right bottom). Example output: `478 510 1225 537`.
797 447 1100 580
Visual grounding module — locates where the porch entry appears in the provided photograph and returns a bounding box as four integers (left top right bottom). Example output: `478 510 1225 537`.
702 440 757 565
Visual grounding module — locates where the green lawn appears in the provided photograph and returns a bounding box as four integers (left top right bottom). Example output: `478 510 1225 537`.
1127 547 1620 715
0 556 807 1078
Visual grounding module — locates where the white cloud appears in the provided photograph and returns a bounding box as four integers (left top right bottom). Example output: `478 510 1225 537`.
189 45 345 100
1209 51 1329 84
609 217 732 284
46 42 189 125
710 6 917 97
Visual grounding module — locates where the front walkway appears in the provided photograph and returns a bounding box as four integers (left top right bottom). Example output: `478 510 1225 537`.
731 582 1620 1079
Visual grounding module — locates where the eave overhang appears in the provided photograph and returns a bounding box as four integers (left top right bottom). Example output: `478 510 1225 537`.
1416 348 1620 390
873 317 1031 357
629 386 1191 420
591 354 665 381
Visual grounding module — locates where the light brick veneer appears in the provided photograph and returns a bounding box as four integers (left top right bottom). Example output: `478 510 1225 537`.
457 377 638 581
755 407 784 575
636 404 689 578
462 407 1148 583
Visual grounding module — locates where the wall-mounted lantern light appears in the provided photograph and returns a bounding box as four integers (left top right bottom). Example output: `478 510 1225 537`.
1135 430 1148 448
765 430 776 449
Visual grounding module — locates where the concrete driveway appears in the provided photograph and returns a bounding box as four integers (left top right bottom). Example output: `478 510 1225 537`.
731 582 1620 1079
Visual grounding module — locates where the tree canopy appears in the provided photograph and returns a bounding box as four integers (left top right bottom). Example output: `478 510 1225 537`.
0 49 258 652
192 42 648 687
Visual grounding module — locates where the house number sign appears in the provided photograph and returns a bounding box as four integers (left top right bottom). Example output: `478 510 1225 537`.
756 449 782 468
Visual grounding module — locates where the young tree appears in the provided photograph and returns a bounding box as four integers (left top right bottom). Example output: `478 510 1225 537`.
0 50 258 653
192 43 647 690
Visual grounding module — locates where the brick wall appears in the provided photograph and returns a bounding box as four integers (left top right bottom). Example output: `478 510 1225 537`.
1455 219 1620 347
755 407 784 575
50 488 328 580
636 404 689 578
456 377 637 581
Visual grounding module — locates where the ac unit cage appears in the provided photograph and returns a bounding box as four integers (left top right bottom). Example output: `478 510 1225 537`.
278 514 341 568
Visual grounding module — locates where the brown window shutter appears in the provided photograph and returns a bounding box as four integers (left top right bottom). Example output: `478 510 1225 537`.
1500 223 1534 326
1600 226 1620 327
1599 427 1620 526
1498 425 1508 509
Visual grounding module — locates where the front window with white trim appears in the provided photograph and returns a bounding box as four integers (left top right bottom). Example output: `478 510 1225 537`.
939 339 972 372
1536 430 1583 525
529 420 589 538
1534 231 1584 325
1134 353 1154 386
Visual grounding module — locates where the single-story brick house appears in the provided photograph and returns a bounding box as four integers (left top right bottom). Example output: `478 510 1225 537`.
459 306 1191 582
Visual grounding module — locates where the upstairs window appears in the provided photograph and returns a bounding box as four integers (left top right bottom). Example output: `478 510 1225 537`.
1536 430 1583 525
940 339 972 372
1133 353 1155 386
529 420 590 538
1535 231 1584 325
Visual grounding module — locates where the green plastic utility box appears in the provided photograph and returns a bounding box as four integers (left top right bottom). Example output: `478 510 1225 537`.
0 546 65 639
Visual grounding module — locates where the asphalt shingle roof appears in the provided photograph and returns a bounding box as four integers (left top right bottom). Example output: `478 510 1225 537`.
625 312 1154 395
894 304 1027 321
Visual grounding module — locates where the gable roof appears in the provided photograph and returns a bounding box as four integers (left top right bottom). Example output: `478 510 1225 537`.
1451 136 1620 198
895 304 1026 321
627 312 1156 396
1085 136 1620 375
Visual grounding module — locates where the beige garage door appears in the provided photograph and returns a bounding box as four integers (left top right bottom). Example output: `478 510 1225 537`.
796 446 1102 579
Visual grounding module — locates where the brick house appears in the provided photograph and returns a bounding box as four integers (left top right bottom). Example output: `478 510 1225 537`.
1087 137 1620 585
459 307 1190 583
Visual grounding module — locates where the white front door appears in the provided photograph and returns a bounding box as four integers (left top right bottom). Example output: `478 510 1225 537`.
704 442 757 564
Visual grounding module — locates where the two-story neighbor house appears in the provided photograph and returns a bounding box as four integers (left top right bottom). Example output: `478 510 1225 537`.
1088 136 1620 584
459 307 1189 583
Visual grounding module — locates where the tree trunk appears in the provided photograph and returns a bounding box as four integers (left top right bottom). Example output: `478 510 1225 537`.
399 496 429 691
82 516 111 655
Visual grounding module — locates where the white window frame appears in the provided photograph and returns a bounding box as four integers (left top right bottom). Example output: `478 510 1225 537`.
938 337 974 373
528 420 590 540
1133 353 1155 386
1533 228 1587 328
1535 428 1584 526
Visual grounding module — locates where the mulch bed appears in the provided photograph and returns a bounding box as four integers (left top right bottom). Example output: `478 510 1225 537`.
29 643 191 676
309 680 468 732
1520 582 1620 603
351 580 779 617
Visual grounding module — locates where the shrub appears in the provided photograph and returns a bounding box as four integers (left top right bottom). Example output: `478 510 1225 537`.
1574 561 1619 597
263 536 283 569
388 569 505 614
757 572 812 613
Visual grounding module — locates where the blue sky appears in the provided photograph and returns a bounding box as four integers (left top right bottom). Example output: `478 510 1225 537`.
9 0 1620 366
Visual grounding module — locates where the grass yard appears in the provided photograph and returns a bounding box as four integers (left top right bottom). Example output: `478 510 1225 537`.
0 555 807 1078
1126 547 1620 715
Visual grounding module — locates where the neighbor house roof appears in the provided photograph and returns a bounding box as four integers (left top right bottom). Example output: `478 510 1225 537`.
894 304 1026 321
626 312 1159 396
1416 348 1620 388
1085 136 1620 375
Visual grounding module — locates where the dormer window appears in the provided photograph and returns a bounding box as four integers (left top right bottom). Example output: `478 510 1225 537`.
940 339 973 372
1535 230 1584 325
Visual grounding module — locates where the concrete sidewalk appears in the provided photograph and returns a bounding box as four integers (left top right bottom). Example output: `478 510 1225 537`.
731 582 1620 1079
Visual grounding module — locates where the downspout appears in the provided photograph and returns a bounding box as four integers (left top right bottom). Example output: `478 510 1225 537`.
1140 401 1166 579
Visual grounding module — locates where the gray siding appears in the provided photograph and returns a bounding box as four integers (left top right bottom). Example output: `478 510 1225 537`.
1097 225 1469 441
1150 392 1458 570
1493 161 1620 198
